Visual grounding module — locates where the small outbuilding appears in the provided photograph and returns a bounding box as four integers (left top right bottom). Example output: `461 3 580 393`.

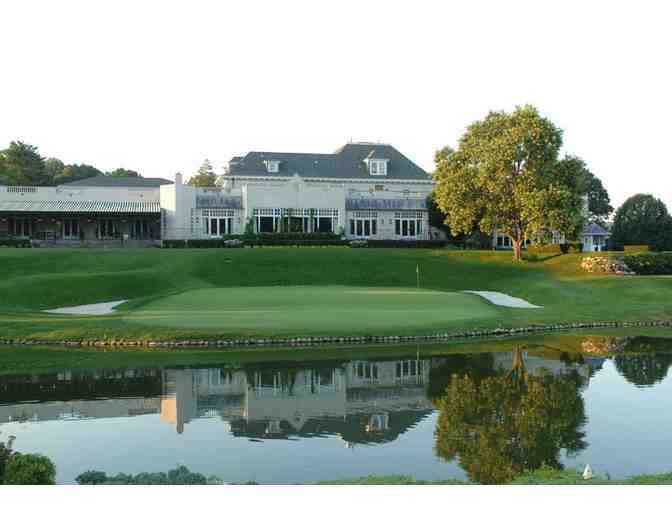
581 222 610 252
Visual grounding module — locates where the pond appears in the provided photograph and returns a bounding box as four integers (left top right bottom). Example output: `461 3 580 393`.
1 333 672 484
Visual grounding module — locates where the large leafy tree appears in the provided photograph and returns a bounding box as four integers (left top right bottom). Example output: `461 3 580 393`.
188 159 219 187
611 194 672 251
0 141 51 185
434 105 585 260
434 348 588 484
583 171 613 224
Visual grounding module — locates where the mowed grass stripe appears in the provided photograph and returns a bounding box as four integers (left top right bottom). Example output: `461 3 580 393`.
125 286 498 334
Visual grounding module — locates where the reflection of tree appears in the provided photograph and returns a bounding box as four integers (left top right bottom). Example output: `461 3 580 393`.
434 348 588 484
614 354 672 387
426 353 496 401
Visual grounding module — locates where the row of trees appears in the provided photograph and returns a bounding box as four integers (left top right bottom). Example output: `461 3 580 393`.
0 141 141 186
431 105 613 260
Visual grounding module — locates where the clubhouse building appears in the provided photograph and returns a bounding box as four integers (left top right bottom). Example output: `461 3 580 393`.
0 142 435 245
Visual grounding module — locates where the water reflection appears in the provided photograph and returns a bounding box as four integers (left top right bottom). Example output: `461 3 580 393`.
1 337 671 483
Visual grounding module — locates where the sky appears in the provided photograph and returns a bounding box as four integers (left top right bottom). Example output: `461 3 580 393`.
1 0 670 210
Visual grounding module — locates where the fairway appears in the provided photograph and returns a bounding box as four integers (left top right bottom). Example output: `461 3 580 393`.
125 286 499 336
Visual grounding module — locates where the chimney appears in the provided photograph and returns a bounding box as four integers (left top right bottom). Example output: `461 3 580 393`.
175 172 183 186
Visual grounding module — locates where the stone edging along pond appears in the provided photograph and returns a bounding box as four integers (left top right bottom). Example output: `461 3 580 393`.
2 319 672 349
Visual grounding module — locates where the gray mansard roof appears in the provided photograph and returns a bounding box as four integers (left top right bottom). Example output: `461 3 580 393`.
226 143 431 181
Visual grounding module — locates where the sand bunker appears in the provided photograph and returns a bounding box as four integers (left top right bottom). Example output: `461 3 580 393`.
463 291 541 309
46 300 128 315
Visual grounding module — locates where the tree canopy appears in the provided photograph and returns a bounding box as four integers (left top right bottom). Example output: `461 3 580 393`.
108 167 141 178
0 141 51 185
433 105 587 260
610 194 672 251
188 159 219 187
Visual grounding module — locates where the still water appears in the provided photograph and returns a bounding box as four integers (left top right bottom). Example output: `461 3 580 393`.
1 336 672 484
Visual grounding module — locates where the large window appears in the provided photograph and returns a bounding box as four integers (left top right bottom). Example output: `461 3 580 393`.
97 219 117 239
394 211 423 238
350 211 378 238
62 219 80 240
253 208 339 234
9 218 32 238
203 209 234 236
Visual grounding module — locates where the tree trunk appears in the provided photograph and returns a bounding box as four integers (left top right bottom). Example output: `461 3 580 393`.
512 239 523 261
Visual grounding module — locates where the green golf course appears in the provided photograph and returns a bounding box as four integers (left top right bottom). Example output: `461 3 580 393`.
0 247 671 342
125 286 497 335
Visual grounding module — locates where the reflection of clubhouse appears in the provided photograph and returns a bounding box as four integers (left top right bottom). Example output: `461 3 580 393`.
159 359 433 443
0 354 605 444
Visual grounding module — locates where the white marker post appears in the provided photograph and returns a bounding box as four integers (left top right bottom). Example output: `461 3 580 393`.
416 264 420 289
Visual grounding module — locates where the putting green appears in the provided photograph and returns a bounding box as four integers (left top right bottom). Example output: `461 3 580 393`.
125 286 499 336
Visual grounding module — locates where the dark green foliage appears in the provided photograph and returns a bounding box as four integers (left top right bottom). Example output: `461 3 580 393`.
163 232 346 248
623 253 672 275
611 194 672 251
3 453 56 485
0 141 50 186
76 465 216 485
0 435 15 483
0 239 32 248
108 168 141 177
53 163 103 185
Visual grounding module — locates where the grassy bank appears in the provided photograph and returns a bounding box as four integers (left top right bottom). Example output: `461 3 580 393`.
318 468 672 485
1 248 671 342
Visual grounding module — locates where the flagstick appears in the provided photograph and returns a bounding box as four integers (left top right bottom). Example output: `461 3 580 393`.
416 264 420 289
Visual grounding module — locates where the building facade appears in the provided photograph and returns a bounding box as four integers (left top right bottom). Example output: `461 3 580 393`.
160 142 435 241
0 176 169 246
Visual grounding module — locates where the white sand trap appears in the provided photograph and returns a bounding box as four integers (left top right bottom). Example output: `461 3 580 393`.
46 300 128 315
463 291 541 309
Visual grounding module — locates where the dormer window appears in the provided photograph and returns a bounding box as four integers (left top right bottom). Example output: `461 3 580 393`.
264 160 280 173
367 159 388 176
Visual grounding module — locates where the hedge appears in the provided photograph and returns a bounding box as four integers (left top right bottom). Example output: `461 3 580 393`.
163 238 348 248
0 239 31 248
350 240 448 249
623 253 672 275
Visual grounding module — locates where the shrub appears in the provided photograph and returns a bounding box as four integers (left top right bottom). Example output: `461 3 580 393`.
3 453 56 485
623 253 672 275
76 465 217 485
0 435 16 483
0 239 31 248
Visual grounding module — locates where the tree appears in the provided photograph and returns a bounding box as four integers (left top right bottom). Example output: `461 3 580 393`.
583 171 613 224
52 163 103 185
434 348 588 484
3 453 56 485
0 141 51 185
108 167 141 178
434 105 586 260
188 159 219 187
611 194 672 251
44 158 65 183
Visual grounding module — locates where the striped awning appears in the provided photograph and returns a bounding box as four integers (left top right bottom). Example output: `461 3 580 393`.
0 200 161 214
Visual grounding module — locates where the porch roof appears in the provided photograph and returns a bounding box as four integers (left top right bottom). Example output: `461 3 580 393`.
0 200 160 214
